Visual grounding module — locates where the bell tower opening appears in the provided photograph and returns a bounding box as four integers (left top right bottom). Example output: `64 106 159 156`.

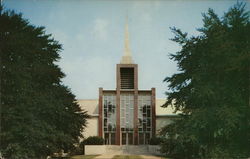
120 67 134 89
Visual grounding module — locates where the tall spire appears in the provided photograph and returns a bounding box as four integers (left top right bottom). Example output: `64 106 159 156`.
120 16 134 64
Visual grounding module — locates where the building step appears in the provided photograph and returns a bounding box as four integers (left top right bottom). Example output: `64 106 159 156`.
85 145 162 155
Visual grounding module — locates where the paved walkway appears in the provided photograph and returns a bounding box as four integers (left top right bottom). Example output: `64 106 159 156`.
94 154 115 159
140 155 166 159
93 154 165 159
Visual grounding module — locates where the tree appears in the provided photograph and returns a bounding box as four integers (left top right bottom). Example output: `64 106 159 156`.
161 3 250 158
0 7 89 159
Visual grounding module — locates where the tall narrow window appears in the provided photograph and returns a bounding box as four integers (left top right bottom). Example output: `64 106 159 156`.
103 93 116 145
138 93 152 145
120 93 134 145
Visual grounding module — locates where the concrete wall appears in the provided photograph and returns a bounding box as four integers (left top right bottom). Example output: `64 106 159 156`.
78 99 99 115
156 99 176 115
148 145 162 156
156 117 174 134
82 117 98 138
78 99 99 138
155 99 179 135
85 145 106 155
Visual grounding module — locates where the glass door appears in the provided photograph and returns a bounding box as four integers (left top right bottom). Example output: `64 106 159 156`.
122 132 133 145
105 133 116 145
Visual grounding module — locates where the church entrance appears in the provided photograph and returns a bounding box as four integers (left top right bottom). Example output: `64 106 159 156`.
122 133 133 145
120 93 134 145
104 133 116 145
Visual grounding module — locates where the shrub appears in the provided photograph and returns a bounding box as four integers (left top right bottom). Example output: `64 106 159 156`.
149 137 164 145
69 144 83 156
82 136 104 145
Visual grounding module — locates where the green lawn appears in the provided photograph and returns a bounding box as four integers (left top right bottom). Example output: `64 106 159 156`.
112 155 143 159
70 155 98 159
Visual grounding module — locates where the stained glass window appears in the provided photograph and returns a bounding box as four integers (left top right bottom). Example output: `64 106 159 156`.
138 93 152 144
103 93 116 145
120 93 134 132
120 93 134 145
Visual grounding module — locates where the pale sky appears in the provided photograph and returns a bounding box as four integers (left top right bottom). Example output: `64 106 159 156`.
5 0 250 99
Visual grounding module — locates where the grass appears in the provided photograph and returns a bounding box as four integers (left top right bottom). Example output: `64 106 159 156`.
112 155 143 159
70 155 98 159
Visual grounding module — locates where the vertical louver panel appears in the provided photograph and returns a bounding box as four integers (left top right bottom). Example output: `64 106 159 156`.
120 68 134 89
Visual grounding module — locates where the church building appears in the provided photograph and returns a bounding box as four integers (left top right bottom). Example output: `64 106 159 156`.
78 21 177 146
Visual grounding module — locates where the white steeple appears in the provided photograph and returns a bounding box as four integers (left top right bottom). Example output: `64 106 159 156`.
120 17 134 64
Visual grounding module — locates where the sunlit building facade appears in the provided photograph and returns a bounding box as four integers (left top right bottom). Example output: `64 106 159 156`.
98 63 156 145
78 22 177 145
